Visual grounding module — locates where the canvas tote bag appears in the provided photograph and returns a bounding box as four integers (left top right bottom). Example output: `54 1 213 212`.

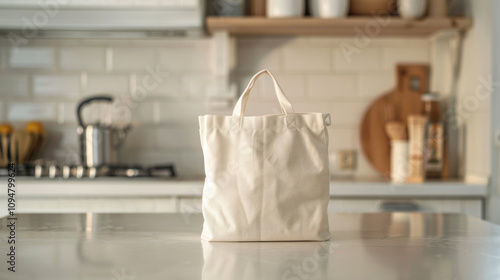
199 69 331 241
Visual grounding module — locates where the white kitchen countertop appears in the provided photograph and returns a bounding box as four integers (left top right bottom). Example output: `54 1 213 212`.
7 177 488 198
1 213 499 279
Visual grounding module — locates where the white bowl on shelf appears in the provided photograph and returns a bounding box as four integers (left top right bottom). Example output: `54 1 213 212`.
398 0 427 19
310 0 350 18
267 0 305 18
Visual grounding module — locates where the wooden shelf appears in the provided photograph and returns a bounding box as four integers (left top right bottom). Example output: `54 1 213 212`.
206 17 472 37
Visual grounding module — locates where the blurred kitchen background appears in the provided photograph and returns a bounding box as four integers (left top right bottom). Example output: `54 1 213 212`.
0 0 499 224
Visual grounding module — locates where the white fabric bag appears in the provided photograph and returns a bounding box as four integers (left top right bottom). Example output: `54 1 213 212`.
199 69 331 241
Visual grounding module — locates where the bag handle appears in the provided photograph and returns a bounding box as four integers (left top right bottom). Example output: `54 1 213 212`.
232 69 295 118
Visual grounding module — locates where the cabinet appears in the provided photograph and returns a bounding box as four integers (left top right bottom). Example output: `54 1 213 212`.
1 197 482 219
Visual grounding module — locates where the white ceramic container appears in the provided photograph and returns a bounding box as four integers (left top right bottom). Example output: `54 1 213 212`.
310 0 350 18
398 0 427 19
267 0 305 18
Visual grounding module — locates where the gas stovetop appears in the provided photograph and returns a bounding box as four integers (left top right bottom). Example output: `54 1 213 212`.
0 161 176 179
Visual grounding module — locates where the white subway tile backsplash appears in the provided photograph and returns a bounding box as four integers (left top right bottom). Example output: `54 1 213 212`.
358 74 395 98
382 47 430 70
7 102 57 121
237 47 281 73
112 48 157 71
33 75 80 97
238 74 306 101
123 127 157 149
0 46 7 70
86 75 129 95
331 101 369 126
328 127 355 153
0 101 4 121
126 127 200 150
308 74 357 98
0 37 434 178
159 101 206 124
356 148 384 179
9 47 55 69
159 47 212 72
283 47 331 72
57 102 78 124
182 74 213 98
0 74 29 96
178 150 205 177
60 47 105 70
293 102 331 114
156 128 201 149
137 73 181 97
335 47 381 72
131 101 158 124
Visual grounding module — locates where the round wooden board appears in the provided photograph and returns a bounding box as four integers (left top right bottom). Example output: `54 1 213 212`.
360 91 394 177
360 65 428 177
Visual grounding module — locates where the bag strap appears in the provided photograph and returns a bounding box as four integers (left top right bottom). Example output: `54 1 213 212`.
232 69 295 118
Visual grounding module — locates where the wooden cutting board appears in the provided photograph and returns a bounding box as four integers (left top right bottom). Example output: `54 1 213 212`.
360 64 429 177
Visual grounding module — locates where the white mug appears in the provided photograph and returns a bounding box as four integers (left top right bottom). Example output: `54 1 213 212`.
267 0 305 18
398 0 427 19
310 0 350 18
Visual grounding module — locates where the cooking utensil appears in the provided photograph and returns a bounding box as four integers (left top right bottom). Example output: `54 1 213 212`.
10 131 33 164
0 134 8 167
77 95 131 168
0 123 13 167
385 121 407 140
25 121 47 161
360 64 429 177
407 115 428 183
384 105 409 183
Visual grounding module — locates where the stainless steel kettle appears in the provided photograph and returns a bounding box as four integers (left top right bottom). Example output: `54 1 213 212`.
77 95 131 167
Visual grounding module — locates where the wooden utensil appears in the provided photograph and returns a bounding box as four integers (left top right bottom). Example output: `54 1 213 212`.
10 131 34 164
385 121 407 141
407 115 428 183
0 134 8 167
25 121 47 161
0 124 13 167
360 64 429 177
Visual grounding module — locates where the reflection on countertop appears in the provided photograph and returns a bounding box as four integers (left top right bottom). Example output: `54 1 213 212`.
1 213 499 280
